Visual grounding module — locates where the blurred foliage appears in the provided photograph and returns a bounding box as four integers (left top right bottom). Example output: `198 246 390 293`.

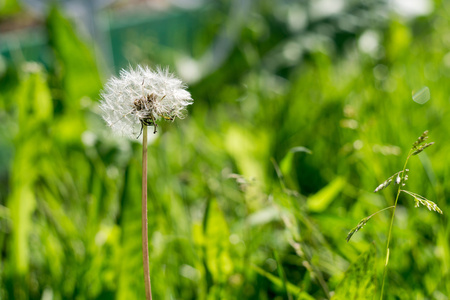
1 1 450 299
0 0 20 16
332 245 376 299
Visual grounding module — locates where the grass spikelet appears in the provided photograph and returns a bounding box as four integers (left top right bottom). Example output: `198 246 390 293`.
401 190 443 214
374 170 409 193
416 198 443 214
346 206 395 242
412 142 434 155
346 217 370 242
374 179 392 193
412 130 429 148
346 130 442 299
411 130 434 155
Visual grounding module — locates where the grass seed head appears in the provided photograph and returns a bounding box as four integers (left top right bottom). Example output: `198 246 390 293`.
414 197 443 214
346 217 370 242
412 142 434 155
413 130 429 148
374 169 409 193
374 178 392 193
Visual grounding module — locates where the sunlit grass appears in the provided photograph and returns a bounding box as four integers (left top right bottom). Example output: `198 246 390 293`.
1 2 450 300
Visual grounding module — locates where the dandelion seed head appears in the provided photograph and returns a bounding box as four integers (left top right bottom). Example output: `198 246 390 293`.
99 65 193 138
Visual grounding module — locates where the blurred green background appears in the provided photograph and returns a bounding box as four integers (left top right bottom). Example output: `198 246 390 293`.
1 0 449 299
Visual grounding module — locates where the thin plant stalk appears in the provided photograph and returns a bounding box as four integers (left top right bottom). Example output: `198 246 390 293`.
346 131 440 298
141 125 152 300
379 149 413 299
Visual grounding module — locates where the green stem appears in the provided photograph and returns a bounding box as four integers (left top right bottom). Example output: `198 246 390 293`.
142 125 152 300
368 206 396 219
380 149 412 299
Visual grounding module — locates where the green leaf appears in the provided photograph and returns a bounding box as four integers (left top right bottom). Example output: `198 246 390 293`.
307 177 346 212
46 7 102 107
8 70 53 278
274 250 292 300
225 125 269 185
204 198 233 283
280 146 312 182
0 0 21 16
332 246 376 300
251 264 314 300
8 186 35 275
116 163 146 299
15 69 53 128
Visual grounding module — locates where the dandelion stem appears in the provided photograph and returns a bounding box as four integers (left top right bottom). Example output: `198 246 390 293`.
141 125 152 300
380 149 412 299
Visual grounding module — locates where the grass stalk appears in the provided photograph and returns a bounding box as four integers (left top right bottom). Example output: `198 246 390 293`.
141 125 152 300
379 149 412 299
347 131 440 298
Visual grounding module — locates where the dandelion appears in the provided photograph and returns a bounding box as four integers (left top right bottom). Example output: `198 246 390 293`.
99 65 193 300
100 65 193 137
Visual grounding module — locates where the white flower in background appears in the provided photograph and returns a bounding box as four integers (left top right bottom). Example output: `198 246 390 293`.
100 65 193 138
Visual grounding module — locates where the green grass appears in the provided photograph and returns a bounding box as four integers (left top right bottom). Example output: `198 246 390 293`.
0 2 449 299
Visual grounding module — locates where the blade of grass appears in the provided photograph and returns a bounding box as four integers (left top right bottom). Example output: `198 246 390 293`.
251 264 314 300
274 250 292 300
